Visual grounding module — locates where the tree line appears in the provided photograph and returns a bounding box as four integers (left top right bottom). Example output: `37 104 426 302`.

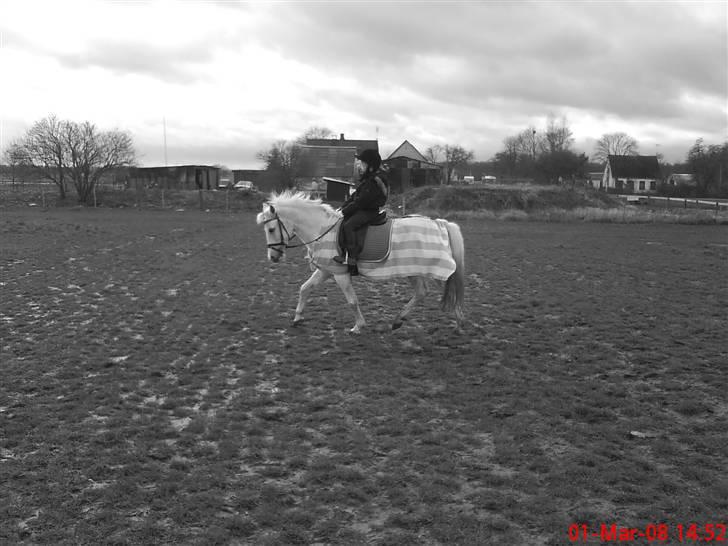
4 114 726 201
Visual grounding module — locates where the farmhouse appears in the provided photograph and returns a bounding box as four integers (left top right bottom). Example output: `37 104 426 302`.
383 140 443 193
602 155 661 194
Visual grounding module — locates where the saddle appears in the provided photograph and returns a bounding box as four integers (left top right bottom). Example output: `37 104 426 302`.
337 212 393 263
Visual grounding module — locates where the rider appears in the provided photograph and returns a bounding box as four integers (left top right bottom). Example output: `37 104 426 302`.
334 149 389 273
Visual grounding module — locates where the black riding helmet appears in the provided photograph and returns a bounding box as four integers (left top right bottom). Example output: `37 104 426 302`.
356 149 381 171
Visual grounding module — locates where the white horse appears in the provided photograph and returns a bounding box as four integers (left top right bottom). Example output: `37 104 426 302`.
256 191 465 333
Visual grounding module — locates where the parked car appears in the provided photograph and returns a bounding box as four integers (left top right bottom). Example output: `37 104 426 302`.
233 181 256 191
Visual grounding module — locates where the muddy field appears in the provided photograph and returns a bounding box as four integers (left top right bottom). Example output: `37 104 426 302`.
1 208 726 545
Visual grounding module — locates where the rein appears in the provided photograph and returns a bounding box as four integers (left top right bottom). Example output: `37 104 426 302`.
263 213 340 255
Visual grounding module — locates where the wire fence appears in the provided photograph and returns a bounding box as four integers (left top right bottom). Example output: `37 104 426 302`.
620 194 728 211
0 181 265 212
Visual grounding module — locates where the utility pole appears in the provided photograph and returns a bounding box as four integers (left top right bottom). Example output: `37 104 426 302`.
163 117 168 166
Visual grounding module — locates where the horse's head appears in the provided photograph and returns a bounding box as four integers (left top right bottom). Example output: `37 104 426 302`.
257 191 339 263
256 203 292 263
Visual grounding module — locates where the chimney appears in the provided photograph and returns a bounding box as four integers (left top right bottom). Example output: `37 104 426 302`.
340 133 345 141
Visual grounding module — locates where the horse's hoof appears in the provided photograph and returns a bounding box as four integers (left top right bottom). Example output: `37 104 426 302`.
349 326 362 335
392 321 403 330
292 318 304 327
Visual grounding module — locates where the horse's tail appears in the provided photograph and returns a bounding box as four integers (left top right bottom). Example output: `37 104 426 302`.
441 220 465 324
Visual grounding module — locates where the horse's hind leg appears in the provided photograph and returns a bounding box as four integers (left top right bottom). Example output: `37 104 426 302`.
392 276 427 330
294 268 330 325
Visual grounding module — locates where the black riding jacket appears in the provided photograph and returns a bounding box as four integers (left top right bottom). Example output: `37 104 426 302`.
341 170 389 217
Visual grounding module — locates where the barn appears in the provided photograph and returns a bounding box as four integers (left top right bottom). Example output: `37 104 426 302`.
383 140 442 193
129 165 220 190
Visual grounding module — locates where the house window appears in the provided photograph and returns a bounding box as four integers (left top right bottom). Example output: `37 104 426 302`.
650 181 656 190
639 180 645 190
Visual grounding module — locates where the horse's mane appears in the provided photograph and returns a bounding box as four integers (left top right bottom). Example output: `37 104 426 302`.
268 190 339 218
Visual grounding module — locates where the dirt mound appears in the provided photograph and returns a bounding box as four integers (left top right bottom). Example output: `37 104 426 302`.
393 184 620 213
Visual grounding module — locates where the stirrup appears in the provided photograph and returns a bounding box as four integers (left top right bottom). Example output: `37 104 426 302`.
333 252 348 264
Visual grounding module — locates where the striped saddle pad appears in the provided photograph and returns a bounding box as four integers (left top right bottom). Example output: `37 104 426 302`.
338 219 394 263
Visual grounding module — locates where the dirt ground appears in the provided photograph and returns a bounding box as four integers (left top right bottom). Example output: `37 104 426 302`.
1 208 726 545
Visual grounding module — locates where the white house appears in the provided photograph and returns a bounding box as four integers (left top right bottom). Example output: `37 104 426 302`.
602 155 661 194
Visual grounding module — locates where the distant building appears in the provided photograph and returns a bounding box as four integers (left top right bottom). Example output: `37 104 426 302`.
382 140 442 193
587 171 604 189
298 145 358 181
130 165 220 190
602 155 661 194
305 133 378 157
298 133 379 200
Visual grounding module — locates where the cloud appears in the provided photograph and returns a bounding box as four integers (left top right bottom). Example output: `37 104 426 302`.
1 1 725 167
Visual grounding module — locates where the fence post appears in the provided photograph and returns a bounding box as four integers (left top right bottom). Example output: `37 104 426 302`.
684 199 687 209
402 195 406 216
199 189 204 211
161 189 166 209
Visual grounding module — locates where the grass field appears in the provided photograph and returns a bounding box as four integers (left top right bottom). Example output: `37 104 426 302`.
1 207 726 545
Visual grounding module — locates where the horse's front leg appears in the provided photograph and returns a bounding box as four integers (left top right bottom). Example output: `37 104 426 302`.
333 273 365 334
293 268 331 325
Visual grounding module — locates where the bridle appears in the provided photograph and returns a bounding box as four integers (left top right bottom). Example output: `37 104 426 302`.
263 209 340 256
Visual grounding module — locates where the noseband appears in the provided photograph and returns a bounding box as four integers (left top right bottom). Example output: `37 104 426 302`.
263 214 293 255
263 210 341 256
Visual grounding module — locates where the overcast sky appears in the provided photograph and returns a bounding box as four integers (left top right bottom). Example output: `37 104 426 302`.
1 1 726 168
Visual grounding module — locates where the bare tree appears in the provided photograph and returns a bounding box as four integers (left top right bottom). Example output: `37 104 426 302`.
296 126 335 143
515 126 544 159
21 115 68 198
61 121 136 203
593 132 639 163
424 145 443 164
14 115 136 202
2 141 31 186
424 144 474 183
257 140 304 190
544 114 574 154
